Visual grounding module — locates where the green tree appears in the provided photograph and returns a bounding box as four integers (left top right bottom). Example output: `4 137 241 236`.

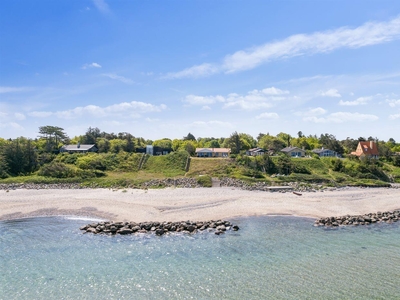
153 138 172 149
226 131 241 154
38 125 69 153
183 133 196 141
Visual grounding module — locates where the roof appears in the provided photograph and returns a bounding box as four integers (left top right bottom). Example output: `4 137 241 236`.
60 144 96 151
195 148 231 153
281 146 305 153
312 148 334 154
351 141 379 156
248 148 265 152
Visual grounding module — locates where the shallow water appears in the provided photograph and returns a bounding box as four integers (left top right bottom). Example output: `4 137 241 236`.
1 216 399 299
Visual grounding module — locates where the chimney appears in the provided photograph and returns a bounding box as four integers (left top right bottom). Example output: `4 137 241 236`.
370 140 374 149
77 142 80 148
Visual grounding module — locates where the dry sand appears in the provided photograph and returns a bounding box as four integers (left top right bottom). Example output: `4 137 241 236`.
0 187 399 222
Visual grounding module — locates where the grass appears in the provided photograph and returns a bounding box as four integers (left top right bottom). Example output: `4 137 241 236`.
185 157 233 177
1 153 398 187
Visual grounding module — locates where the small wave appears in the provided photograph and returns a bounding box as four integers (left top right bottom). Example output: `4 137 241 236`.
62 216 106 222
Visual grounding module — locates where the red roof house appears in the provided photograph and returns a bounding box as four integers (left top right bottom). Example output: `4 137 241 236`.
351 141 379 159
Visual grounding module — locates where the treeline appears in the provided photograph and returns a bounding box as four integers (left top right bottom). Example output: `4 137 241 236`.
1 126 400 179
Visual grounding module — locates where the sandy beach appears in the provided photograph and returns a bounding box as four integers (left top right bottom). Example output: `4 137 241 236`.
1 186 399 222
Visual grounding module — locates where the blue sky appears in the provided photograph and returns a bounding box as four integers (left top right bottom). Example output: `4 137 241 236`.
1 0 400 141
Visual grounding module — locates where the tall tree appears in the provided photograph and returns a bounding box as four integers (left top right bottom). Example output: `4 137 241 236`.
38 125 69 152
183 133 196 141
227 131 241 154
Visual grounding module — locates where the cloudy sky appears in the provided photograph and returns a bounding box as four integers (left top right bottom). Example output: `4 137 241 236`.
1 0 400 141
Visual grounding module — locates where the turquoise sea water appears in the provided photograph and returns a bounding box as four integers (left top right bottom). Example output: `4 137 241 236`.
1 215 399 300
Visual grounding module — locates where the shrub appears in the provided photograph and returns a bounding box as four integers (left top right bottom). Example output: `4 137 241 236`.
38 162 75 178
197 175 212 187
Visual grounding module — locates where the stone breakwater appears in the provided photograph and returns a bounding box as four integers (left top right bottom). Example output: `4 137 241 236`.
314 210 400 227
80 220 240 236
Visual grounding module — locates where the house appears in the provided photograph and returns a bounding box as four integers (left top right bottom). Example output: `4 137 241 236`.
281 146 305 157
59 143 97 153
312 148 338 157
136 145 171 156
351 141 379 159
195 148 231 157
246 148 265 156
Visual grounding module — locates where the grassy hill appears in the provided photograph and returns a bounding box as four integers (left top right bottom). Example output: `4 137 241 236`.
1 151 399 188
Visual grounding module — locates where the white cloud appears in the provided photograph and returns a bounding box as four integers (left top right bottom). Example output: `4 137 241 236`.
201 106 211 110
0 112 7 118
101 73 135 84
387 99 400 107
190 120 233 128
339 96 371 106
0 86 31 93
28 111 53 118
295 107 327 117
256 112 279 119
304 112 378 123
0 122 24 130
184 95 225 105
389 114 400 120
145 118 160 122
27 101 166 120
184 87 290 111
92 0 110 14
163 63 218 79
320 89 341 97
167 16 400 78
14 113 26 120
81 62 102 70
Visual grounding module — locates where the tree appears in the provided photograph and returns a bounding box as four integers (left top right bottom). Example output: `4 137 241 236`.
183 133 196 141
82 127 101 144
153 138 172 149
2 138 38 175
226 131 241 154
297 131 303 138
204 140 220 148
258 135 286 151
38 125 69 153
96 138 111 153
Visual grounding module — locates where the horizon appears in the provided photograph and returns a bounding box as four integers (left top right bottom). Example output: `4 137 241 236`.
1 1 400 141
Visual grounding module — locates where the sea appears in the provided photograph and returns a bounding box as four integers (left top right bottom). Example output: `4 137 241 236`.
1 215 399 300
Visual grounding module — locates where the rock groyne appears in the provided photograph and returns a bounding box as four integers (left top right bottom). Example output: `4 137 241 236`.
314 210 400 227
80 220 239 236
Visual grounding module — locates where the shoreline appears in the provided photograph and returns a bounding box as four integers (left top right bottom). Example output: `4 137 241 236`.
1 187 399 222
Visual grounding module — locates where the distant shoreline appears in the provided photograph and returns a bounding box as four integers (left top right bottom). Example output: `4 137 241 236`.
1 187 399 222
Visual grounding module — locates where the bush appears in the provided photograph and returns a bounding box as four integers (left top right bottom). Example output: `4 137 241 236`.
38 162 75 178
197 175 212 187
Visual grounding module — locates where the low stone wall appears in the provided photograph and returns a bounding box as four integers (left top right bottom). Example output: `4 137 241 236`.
141 178 201 189
81 220 239 236
0 183 85 190
314 210 400 227
219 178 333 192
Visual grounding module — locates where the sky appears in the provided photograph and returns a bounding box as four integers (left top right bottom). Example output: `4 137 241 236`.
1 0 400 141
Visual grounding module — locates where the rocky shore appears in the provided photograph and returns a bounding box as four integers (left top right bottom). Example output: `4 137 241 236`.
81 220 239 236
0 179 397 192
0 183 85 190
314 210 400 227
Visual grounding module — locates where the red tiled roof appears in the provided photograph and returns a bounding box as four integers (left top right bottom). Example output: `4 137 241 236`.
352 141 379 156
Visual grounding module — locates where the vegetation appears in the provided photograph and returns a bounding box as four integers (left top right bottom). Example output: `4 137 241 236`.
1 126 400 187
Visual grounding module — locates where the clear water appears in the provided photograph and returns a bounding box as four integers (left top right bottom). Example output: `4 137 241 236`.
1 216 399 300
